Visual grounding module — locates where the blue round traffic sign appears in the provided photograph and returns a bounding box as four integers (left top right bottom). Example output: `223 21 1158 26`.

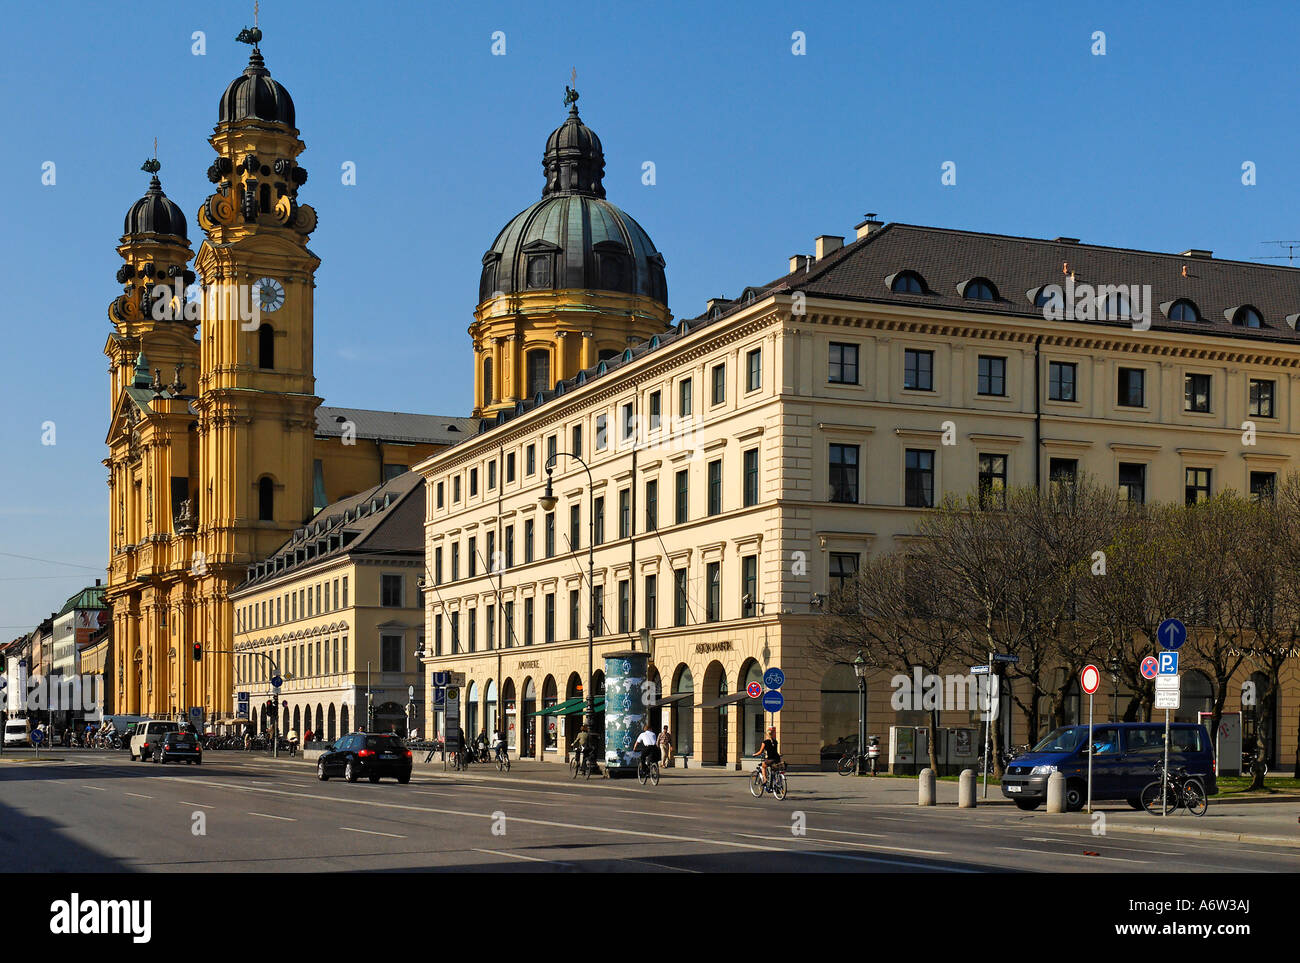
762 691 784 713
30 729 44 745
271 675 283 688
1157 618 1186 651
762 667 785 690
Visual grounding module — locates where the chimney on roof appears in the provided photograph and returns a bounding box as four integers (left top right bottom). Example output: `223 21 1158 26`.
788 254 809 273
855 215 883 240
1054 237 1080 244
1181 249 1213 259
815 235 844 260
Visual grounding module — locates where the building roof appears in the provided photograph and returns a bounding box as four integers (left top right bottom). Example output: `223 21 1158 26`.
57 585 107 617
315 407 480 446
236 470 425 591
219 46 296 129
123 173 187 241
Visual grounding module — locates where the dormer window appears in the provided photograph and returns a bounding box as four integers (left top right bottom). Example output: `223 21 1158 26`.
960 278 998 301
526 254 551 289
1169 299 1201 322
1099 291 1130 320
889 270 926 294
1232 305 1263 328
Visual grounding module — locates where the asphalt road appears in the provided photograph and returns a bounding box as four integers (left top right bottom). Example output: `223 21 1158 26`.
1 752 1295 873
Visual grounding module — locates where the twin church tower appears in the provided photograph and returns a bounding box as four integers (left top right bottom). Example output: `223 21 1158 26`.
103 32 672 719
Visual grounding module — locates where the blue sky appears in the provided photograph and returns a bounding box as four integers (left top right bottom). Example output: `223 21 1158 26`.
2 0 1298 632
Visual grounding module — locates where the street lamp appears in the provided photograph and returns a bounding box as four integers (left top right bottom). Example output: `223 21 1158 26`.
1107 656 1122 722
539 452 597 748
852 651 867 775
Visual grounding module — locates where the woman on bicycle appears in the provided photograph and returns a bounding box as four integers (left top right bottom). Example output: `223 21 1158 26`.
755 727 780 786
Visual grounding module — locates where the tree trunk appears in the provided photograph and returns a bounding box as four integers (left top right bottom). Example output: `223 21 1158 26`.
927 706 940 775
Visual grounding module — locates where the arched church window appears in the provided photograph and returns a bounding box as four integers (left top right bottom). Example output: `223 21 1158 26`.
258 324 274 369
526 350 550 397
482 357 494 405
258 477 274 521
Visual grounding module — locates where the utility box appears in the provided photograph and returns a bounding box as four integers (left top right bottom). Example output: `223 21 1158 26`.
1200 710 1241 776
944 727 981 776
888 726 930 775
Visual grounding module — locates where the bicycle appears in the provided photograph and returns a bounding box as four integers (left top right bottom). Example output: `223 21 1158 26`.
750 760 788 800
1139 763 1207 817
636 751 660 786
495 745 511 772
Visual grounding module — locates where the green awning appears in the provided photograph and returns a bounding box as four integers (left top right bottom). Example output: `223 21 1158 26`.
591 697 605 713
527 698 582 718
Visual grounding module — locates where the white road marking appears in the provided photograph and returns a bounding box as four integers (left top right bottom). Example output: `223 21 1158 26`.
82 786 107 792
1020 836 1180 856
735 832 946 856
180 801 214 809
341 827 406 838
123 792 153 799
997 846 1146 864
412 791 454 797
807 827 887 839
472 848 552 863
617 810 699 820
248 812 296 821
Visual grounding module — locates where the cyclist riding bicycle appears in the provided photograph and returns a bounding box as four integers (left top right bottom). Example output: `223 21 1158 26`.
493 728 508 760
634 722 659 771
755 727 781 786
571 724 593 771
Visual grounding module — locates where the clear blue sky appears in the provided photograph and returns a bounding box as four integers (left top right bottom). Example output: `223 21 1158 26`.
2 0 1298 633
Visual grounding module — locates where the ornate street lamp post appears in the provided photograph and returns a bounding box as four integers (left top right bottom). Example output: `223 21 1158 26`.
853 651 867 775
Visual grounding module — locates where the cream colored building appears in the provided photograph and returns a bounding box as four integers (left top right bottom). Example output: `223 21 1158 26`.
229 471 427 740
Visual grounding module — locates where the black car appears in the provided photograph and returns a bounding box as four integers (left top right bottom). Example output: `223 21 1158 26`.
317 732 412 784
153 731 203 765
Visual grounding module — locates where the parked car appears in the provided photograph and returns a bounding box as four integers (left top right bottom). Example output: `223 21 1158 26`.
152 731 203 765
317 732 412 784
3 718 32 747
129 720 180 761
1001 722 1217 811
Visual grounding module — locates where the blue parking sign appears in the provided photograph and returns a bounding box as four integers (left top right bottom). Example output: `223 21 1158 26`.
1158 651 1179 675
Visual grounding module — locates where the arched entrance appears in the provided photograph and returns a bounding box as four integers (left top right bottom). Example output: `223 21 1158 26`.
327 704 337 741
315 705 324 738
672 664 694 760
592 669 605 740
820 663 859 771
522 677 536 757
739 659 764 759
565 672 584 754
701 661 727 765
485 680 498 738
466 681 479 737
1176 670 1214 724
503 678 517 751
292 705 301 736
374 701 405 735
646 665 663 734
542 675 558 751
341 704 349 735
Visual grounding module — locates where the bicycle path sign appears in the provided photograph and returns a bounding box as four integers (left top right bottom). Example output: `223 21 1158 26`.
763 667 785 690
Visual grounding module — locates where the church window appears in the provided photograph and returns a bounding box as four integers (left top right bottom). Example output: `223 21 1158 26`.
258 324 275 369
258 477 274 521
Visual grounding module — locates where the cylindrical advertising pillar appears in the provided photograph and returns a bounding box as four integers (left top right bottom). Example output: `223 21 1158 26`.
603 651 648 774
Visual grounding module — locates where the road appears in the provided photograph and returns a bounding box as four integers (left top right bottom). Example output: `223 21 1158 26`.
0 752 1295 873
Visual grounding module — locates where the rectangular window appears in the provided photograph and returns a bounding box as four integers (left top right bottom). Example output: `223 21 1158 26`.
649 390 662 429
711 363 726 405
706 562 721 622
451 544 460 581
829 552 859 592
436 481 444 509
470 467 478 497
569 591 581 640
544 593 555 643
674 568 689 626
381 635 402 672
1184 373 1212 413
741 555 757 617
334 579 340 609
569 504 581 551
645 479 658 530
619 403 633 442
619 488 631 538
675 469 689 524
342 577 349 607
488 460 497 490
524 597 535 646
680 378 693 417
829 444 859 503
746 348 762 392
743 448 759 506
1249 378 1275 418
1118 367 1146 408
505 603 514 647
546 434 557 466
707 459 722 515
829 342 859 384
524 519 535 564
545 512 555 558
486 604 495 651
453 475 461 502
1186 467 1211 505
905 449 935 508
1250 471 1276 503
504 525 514 569
434 615 443 657
486 531 496 575
526 444 536 476
978 453 1007 509
1050 458 1079 499
381 574 403 607
977 355 1006 396
618 579 630 634
593 586 604 636
1118 462 1146 504
506 452 516 483
450 613 459 653
467 609 476 653
644 574 657 629
595 415 607 451
593 497 605 545
572 423 583 459
1048 361 1077 402
468 536 477 577
903 349 933 391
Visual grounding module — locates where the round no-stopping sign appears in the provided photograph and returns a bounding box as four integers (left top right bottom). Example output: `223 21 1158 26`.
1080 664 1101 695
746 682 762 698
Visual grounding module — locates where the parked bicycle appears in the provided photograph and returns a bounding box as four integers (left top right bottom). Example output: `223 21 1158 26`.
1140 762 1207 816
749 760 788 800
977 744 1031 775
836 736 884 775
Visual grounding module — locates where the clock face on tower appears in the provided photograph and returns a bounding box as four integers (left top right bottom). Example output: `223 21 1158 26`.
253 277 285 313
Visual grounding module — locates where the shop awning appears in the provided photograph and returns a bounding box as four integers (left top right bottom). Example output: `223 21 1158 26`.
699 692 751 710
527 698 582 718
590 698 604 713
554 699 590 716
646 693 693 709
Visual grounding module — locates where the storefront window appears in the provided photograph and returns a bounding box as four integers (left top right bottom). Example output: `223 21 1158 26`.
522 678 536 756
742 661 764 756
466 681 479 737
485 679 498 737
673 665 694 758
820 663 858 770
543 676 558 750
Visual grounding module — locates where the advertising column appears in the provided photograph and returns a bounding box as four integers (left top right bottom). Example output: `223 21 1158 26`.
603 651 647 773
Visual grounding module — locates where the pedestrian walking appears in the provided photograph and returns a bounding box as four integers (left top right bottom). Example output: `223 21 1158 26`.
659 725 673 767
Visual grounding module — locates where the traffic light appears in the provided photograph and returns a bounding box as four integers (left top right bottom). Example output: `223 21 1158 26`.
192 643 202 662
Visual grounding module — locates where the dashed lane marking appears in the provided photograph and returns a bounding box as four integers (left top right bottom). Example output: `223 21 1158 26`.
341 827 406 838
248 812 296 821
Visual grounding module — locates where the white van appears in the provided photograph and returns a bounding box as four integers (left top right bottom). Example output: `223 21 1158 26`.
129 720 180 761
3 718 32 747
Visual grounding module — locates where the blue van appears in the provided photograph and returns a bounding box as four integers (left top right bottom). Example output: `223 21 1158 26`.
1000 722 1216 811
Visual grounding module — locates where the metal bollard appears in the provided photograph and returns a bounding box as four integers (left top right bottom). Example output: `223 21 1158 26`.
1046 771 1066 813
958 769 976 808
918 767 936 806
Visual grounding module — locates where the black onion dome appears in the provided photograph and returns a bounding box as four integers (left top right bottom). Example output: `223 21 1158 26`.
124 175 187 240
479 105 667 306
218 48 296 128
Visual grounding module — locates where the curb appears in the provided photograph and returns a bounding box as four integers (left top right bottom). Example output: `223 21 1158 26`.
1103 822 1300 850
